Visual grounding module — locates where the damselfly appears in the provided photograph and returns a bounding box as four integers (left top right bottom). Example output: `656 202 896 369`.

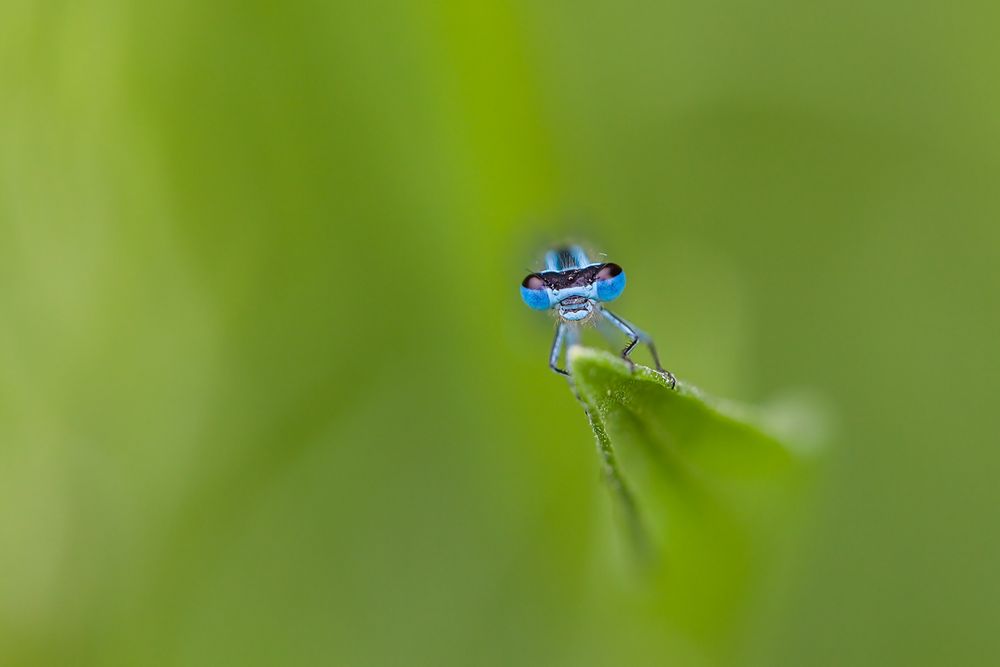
520 245 677 388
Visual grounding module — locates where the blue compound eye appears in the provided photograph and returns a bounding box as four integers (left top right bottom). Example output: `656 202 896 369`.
595 263 626 302
520 274 551 310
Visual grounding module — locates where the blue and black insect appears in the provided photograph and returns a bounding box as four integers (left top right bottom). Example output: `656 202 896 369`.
520 245 677 388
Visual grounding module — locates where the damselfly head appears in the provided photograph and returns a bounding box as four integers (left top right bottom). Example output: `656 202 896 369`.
520 247 627 322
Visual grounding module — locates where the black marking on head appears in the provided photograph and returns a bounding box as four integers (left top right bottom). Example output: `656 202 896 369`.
522 274 545 289
538 263 611 290
596 263 623 280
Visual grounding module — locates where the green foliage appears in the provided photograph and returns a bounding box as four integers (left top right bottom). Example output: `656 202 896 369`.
570 346 816 647
2 0 999 663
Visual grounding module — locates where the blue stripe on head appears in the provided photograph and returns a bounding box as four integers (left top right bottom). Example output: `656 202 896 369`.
570 246 591 268
545 245 592 271
544 250 563 271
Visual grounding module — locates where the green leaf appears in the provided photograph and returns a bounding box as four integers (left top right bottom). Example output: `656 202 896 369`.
568 346 824 647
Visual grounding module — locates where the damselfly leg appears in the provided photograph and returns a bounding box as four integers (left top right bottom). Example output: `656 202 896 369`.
601 308 677 388
549 323 568 376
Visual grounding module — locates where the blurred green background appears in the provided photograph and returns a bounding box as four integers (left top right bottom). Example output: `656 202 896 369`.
2 0 999 665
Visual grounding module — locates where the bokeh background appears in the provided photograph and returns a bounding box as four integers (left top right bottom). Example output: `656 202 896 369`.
2 0 999 665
